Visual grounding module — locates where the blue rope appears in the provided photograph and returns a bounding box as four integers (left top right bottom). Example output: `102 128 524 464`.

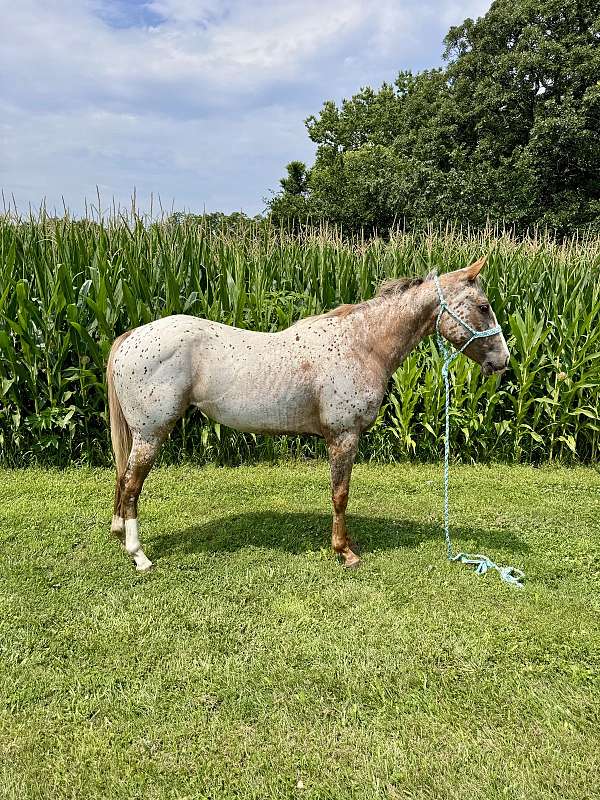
433 274 524 589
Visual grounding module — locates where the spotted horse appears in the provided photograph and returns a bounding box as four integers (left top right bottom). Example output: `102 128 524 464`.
107 257 509 572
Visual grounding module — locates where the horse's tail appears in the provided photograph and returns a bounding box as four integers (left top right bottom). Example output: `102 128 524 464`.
107 330 133 477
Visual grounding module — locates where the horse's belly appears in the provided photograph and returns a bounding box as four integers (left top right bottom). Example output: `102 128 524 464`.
196 375 321 435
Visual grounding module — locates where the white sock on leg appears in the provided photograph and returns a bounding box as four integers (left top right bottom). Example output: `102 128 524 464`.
125 518 153 572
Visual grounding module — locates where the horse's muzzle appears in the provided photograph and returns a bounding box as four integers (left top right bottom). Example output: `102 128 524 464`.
482 354 510 377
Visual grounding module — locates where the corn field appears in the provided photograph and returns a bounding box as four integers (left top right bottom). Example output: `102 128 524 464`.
1 212 599 466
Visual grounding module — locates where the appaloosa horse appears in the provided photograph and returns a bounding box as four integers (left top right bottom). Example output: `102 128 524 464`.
107 257 509 571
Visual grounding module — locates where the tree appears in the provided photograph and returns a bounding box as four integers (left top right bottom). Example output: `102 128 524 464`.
443 0 600 231
268 161 312 227
268 0 600 235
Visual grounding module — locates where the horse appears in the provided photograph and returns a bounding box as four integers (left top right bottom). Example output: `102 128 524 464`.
107 257 509 572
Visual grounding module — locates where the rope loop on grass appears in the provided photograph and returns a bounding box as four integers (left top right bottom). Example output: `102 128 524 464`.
433 273 524 589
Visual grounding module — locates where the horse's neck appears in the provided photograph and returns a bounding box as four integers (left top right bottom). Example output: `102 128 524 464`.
359 284 438 377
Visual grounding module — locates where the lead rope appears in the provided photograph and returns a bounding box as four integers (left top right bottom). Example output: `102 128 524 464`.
433 274 524 588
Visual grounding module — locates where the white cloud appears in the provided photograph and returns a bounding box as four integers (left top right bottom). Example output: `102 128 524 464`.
1 99 315 215
0 0 492 215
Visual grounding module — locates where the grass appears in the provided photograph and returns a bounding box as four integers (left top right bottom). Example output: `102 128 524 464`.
1 462 599 799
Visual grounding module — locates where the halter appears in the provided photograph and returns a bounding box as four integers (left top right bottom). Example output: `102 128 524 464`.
432 273 524 588
433 273 502 375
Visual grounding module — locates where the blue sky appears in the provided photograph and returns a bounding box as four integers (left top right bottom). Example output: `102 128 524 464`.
1 0 491 217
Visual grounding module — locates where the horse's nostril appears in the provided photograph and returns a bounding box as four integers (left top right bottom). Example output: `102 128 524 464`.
504 355 510 367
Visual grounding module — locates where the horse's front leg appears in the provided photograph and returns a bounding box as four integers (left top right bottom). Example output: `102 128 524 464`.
326 432 360 568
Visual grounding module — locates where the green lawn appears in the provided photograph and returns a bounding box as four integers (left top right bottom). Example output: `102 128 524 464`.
1 463 599 800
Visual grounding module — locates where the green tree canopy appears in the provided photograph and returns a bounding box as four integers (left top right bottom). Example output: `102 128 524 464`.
269 0 600 235
268 160 312 227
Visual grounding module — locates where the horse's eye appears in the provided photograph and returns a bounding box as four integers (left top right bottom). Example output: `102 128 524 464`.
478 303 490 314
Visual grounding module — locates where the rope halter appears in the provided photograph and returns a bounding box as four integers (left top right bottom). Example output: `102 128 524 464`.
432 272 524 588
433 273 502 375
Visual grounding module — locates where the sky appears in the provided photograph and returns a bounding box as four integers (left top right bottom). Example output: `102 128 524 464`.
1 0 491 217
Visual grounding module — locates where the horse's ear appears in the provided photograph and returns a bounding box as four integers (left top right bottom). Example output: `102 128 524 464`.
464 256 487 281
424 270 436 281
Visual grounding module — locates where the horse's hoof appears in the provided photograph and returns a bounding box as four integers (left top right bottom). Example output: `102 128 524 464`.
343 552 361 569
135 562 153 574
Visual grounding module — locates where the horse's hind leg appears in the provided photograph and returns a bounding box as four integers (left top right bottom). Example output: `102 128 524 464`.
111 477 125 543
118 434 163 572
327 432 360 568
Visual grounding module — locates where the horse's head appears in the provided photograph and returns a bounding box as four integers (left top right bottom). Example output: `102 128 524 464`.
432 257 510 377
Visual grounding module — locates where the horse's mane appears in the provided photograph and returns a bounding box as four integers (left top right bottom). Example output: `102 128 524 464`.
375 276 423 298
323 276 423 320
291 275 423 327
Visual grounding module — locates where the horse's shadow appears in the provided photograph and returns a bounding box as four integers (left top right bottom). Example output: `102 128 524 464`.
149 511 528 559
